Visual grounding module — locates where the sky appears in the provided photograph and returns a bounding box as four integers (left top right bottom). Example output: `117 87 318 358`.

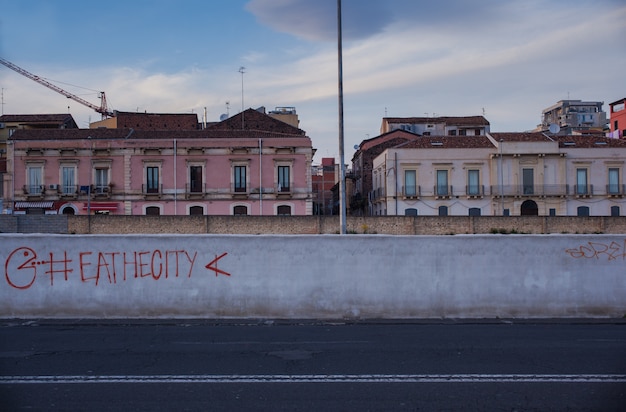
1 0 625 163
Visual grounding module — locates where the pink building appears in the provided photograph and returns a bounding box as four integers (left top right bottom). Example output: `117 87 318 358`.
4 109 314 215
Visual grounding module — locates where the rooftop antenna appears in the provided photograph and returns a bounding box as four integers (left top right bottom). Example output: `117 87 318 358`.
239 66 246 129
225 101 230 116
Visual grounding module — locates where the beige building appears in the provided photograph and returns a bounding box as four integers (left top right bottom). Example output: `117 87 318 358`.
372 132 626 216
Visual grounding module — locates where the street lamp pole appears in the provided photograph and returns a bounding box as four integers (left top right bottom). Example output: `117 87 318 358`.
337 0 347 234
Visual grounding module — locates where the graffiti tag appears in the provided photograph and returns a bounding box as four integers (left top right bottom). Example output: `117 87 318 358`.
564 240 626 261
4 246 230 290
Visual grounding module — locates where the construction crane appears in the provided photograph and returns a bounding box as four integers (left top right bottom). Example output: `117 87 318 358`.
0 57 114 119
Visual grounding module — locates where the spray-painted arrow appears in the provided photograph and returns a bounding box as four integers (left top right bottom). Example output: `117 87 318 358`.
205 252 230 277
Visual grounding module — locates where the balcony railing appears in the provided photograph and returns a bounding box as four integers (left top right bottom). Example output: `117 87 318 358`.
186 183 206 198
573 184 594 197
401 185 420 198
434 185 453 198
607 184 625 196
490 184 569 197
466 185 484 197
276 183 291 194
23 184 44 196
142 184 162 195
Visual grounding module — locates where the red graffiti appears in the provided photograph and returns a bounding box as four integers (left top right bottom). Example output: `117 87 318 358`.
565 240 626 260
205 253 230 277
4 246 230 290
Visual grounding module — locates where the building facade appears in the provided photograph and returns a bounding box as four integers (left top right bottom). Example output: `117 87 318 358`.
371 132 626 217
538 100 607 134
4 109 314 215
608 97 626 139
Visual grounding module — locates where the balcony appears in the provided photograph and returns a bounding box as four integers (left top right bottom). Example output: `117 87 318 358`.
59 184 79 199
573 184 593 198
607 184 625 197
185 183 206 199
401 185 420 199
275 183 291 196
370 188 386 203
434 185 452 199
465 185 484 198
142 184 162 198
23 185 45 199
92 184 112 199
491 184 569 197
231 184 249 198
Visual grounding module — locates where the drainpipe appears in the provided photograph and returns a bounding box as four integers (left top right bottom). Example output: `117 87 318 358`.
259 138 263 215
395 152 398 216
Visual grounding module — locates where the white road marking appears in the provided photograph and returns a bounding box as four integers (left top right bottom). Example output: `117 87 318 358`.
1 374 625 384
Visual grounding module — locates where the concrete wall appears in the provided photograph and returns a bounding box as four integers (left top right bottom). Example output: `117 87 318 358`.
1 234 624 319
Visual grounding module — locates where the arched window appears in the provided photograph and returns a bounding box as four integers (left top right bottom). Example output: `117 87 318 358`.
405 208 418 216
469 207 481 216
438 205 448 216
577 206 590 217
233 205 248 215
61 207 75 215
521 200 538 216
189 206 204 216
611 206 620 217
277 205 291 216
146 206 160 216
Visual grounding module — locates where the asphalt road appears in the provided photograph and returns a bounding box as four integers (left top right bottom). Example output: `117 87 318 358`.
1 319 625 411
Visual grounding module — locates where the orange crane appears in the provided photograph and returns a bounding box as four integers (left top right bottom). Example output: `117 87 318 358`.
0 57 114 119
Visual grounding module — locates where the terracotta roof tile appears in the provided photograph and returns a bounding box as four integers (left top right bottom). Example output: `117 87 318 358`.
397 136 494 149
383 116 490 126
206 108 306 135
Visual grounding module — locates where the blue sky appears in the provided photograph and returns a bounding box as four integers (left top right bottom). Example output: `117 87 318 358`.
1 0 625 162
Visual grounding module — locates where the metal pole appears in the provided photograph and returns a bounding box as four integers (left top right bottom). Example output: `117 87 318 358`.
499 139 504 215
337 0 347 234
239 67 245 129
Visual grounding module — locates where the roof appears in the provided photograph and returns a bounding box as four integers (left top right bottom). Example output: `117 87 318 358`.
8 128 309 141
555 135 626 148
206 108 306 135
609 97 626 106
383 116 490 126
0 113 76 125
490 132 554 142
112 111 199 130
396 136 495 149
358 129 419 152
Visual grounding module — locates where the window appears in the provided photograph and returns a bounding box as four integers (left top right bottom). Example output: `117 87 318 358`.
146 206 160 215
95 168 109 194
469 207 481 216
448 130 457 136
27 165 43 194
608 168 620 194
278 165 290 192
277 205 291 216
189 165 203 193
61 166 76 194
404 170 416 196
467 169 480 195
576 168 588 195
189 205 204 215
405 208 417 216
549 208 556 217
611 206 620 217
233 205 248 215
436 170 448 196
438 205 448 216
234 165 247 192
522 168 534 195
577 206 590 216
459 129 466 136
146 166 159 193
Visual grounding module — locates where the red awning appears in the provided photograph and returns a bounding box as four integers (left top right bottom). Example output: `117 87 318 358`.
82 202 118 211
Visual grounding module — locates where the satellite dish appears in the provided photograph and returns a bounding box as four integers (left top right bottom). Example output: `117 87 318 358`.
219 113 228 121
353 144 359 150
548 123 560 134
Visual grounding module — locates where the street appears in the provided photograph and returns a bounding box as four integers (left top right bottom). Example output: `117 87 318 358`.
1 319 625 411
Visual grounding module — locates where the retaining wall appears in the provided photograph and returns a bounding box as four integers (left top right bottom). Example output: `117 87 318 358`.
1 234 624 319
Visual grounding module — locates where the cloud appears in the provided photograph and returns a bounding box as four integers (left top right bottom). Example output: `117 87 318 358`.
245 0 393 41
